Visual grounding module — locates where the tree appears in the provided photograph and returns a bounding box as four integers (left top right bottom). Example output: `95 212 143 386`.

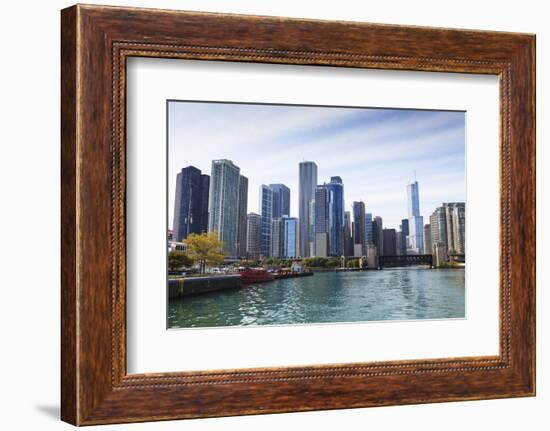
183 232 226 274
168 251 194 271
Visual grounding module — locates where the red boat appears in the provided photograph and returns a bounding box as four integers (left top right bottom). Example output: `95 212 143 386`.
237 268 275 284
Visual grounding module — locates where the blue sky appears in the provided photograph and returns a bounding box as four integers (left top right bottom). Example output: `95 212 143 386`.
168 101 465 230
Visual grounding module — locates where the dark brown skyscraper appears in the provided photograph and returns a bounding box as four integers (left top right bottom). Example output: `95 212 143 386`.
353 201 366 254
172 166 210 243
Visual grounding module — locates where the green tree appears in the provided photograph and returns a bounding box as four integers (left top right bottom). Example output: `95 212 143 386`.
303 257 328 268
168 251 194 271
183 232 226 274
346 259 359 268
326 257 340 268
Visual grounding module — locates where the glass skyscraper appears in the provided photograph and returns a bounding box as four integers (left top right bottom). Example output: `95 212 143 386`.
406 180 424 254
365 213 374 246
207 159 240 258
259 184 273 258
236 175 249 259
326 176 345 257
282 216 298 258
172 166 210 243
269 184 290 218
299 161 318 257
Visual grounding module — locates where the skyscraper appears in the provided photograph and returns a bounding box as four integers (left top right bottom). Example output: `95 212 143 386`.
236 175 248 259
208 159 240 258
314 184 329 257
269 184 290 218
395 231 403 255
282 216 299 258
172 166 210 243
246 213 261 260
444 202 466 255
271 217 284 258
430 202 466 257
400 218 409 255
353 201 366 254
365 213 374 245
299 161 318 257
430 206 447 254
259 184 273 258
344 211 353 257
423 223 432 257
326 176 345 256
406 180 424 254
373 216 384 257
382 228 397 256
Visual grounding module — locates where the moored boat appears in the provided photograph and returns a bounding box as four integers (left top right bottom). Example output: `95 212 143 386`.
237 267 275 284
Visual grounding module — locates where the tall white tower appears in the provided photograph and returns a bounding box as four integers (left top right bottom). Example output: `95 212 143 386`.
406 180 424 254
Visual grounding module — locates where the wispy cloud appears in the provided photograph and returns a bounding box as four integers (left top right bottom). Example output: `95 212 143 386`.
168 101 465 229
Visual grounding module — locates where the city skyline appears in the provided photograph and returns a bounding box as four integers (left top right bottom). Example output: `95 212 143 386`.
169 101 465 230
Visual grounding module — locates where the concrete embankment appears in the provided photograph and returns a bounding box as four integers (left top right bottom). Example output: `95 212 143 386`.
169 275 242 298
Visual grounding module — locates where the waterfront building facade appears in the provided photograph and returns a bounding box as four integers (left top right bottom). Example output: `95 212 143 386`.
366 244 378 269
259 184 274 258
236 175 248 259
246 213 261 260
172 166 210 243
406 180 424 254
207 159 240 258
298 161 318 257
433 241 448 267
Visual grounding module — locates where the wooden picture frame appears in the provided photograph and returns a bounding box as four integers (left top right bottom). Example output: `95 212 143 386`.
61 4 535 425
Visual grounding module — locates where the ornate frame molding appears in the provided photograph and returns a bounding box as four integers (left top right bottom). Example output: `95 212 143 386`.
61 5 535 425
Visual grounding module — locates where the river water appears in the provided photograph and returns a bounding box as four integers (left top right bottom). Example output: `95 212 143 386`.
167 268 465 329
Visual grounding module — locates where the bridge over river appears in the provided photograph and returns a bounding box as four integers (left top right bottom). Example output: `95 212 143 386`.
378 254 433 269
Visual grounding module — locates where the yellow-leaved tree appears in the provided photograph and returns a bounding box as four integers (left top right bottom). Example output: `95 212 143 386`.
183 232 226 274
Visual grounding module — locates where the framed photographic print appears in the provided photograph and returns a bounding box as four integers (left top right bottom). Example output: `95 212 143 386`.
61 4 536 425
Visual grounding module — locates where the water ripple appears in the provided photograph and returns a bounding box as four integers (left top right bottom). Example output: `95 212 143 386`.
168 269 465 329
